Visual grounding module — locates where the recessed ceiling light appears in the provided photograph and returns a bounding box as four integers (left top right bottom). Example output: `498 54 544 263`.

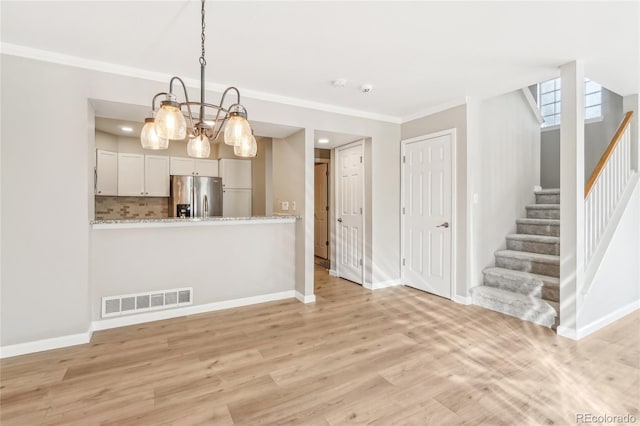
318 138 329 144
120 126 134 132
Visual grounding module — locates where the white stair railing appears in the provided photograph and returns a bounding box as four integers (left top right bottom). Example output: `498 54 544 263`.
585 111 635 264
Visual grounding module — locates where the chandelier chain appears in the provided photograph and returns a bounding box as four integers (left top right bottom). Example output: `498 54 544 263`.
200 0 206 66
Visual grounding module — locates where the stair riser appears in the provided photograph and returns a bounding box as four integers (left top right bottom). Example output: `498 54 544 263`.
536 194 560 204
506 239 559 255
483 273 542 298
526 208 560 219
495 257 560 278
542 286 560 303
517 223 560 237
470 290 556 328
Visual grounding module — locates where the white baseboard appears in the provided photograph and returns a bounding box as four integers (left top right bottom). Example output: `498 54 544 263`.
0 327 94 359
295 291 316 304
328 269 338 277
453 295 472 305
1 290 297 358
364 279 403 290
559 300 640 340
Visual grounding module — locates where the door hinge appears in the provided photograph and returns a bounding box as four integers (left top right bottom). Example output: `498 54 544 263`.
360 156 363 163
326 206 329 211
402 207 405 214
402 258 406 266
326 171 329 177
326 241 329 246
360 207 363 214
402 155 406 163
359 258 363 266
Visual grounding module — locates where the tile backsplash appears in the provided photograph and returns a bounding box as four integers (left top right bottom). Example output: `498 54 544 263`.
95 196 169 220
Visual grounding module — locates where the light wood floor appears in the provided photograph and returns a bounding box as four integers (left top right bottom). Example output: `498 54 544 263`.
2 267 639 425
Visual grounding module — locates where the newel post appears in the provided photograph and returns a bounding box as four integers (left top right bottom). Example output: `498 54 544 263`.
558 60 585 338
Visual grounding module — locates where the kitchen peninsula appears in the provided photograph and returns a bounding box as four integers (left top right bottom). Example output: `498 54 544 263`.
91 215 300 328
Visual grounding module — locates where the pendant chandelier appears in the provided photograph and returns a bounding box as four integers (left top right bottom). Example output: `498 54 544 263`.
140 0 256 158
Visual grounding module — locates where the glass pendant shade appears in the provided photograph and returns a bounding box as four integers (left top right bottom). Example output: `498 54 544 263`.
155 101 187 140
234 134 257 158
187 134 211 158
224 115 252 146
140 119 169 150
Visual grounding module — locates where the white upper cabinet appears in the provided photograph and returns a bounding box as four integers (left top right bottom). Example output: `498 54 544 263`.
170 157 196 176
195 159 218 177
170 157 218 177
144 155 170 197
118 153 145 196
96 150 118 196
219 159 252 188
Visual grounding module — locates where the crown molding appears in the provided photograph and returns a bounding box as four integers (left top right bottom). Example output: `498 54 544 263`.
1 42 401 124
400 98 467 123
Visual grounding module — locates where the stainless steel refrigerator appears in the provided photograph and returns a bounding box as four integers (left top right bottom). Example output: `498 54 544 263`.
169 175 223 218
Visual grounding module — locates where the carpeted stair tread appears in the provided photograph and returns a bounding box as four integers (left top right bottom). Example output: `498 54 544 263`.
516 218 560 226
526 204 560 210
483 267 559 287
470 285 557 328
534 188 560 195
495 250 560 264
506 234 559 244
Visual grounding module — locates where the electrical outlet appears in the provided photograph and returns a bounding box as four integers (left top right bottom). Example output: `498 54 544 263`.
291 201 296 211
282 201 289 211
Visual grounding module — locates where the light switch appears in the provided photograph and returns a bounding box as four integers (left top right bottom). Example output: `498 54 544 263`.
291 201 296 211
282 201 289 211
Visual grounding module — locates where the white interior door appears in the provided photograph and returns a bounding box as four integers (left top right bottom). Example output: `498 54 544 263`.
314 163 329 259
337 143 363 284
402 133 453 299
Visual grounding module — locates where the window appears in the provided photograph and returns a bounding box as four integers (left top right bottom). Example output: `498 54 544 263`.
538 78 602 127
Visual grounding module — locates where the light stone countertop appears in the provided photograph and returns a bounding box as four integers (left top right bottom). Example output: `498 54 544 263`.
91 215 300 229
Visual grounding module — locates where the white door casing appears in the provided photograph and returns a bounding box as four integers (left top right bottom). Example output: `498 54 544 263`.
401 130 455 299
314 163 329 259
336 142 364 284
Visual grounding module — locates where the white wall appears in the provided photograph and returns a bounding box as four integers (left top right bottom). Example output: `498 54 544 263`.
401 105 468 297
1 53 400 347
577 180 640 332
91 222 296 320
466 90 541 290
272 131 306 295
1 57 92 345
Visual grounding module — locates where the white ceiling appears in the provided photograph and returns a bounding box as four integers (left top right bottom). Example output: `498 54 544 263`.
314 130 364 150
3 2 639 120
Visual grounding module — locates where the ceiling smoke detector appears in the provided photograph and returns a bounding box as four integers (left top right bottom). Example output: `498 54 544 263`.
360 84 373 93
332 79 347 88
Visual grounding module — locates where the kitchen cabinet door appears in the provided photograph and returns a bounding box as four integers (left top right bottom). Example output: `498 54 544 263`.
96 150 118 196
118 153 145 196
195 159 218 177
145 155 170 197
170 156 196 176
223 188 252 217
219 159 252 188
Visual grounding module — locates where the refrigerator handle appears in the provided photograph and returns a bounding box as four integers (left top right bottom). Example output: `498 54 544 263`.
203 193 208 218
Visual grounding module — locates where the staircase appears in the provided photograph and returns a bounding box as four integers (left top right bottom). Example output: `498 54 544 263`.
470 189 560 328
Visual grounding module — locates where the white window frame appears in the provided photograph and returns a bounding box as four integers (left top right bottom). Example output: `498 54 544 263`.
538 78 603 131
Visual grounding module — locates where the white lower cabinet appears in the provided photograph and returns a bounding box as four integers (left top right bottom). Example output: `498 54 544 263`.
116 153 169 197
117 153 145 196
223 188 252 217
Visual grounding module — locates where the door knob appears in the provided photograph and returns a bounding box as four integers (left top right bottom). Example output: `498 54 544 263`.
437 222 449 228
337 218 343 223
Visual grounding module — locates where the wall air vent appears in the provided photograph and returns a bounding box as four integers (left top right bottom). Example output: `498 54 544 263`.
101 287 193 318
